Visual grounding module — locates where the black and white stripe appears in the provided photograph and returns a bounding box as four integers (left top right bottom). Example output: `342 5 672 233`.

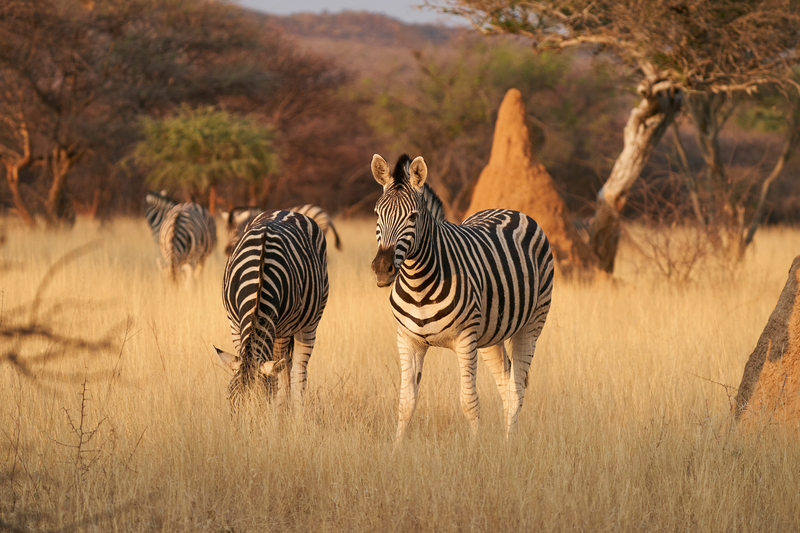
145 190 177 243
370 154 554 443
158 202 217 281
221 204 341 255
213 210 329 409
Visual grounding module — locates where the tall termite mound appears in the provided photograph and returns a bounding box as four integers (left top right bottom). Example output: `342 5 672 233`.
464 89 597 275
735 255 800 430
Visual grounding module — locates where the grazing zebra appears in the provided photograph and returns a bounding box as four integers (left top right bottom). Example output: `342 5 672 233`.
144 190 177 243
572 216 595 246
213 210 329 410
220 204 342 256
159 202 217 281
370 154 554 444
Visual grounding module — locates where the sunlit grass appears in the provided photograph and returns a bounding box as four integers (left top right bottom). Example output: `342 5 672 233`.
0 217 797 531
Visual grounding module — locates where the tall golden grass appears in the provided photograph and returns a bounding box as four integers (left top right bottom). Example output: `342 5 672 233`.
0 217 798 532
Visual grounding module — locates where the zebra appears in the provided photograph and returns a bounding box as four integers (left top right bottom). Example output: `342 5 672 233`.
212 210 329 410
572 216 595 246
158 201 217 281
144 190 177 243
370 154 554 444
220 204 342 256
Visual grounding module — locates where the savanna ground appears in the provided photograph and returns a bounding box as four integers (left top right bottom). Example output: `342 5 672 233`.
0 217 799 532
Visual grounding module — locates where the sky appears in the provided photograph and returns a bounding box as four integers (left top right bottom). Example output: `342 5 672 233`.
233 0 462 26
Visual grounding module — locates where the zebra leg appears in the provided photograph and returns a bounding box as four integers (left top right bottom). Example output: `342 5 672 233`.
505 306 548 438
455 331 480 437
395 330 428 445
289 327 317 407
272 337 293 407
479 343 510 429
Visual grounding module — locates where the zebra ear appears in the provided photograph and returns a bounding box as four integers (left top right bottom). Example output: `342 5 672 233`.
213 343 241 372
220 210 230 224
260 358 286 377
409 156 427 189
371 154 391 188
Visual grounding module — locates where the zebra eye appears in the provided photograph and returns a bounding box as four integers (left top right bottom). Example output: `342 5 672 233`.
408 212 418 224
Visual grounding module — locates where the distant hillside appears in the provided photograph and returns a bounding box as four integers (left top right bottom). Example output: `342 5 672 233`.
266 11 462 47
256 11 469 84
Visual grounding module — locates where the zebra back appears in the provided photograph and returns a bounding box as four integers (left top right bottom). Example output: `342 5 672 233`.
159 202 217 280
222 204 341 255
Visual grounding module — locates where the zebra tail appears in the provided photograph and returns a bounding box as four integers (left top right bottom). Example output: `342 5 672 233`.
328 219 342 251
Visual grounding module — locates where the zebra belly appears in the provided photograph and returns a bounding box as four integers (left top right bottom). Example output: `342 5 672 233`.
391 277 537 349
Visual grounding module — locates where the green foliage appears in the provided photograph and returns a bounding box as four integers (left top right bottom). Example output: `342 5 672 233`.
133 105 277 194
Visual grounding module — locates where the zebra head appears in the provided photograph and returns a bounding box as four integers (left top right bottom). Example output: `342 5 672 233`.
213 342 286 412
370 153 428 288
145 190 175 208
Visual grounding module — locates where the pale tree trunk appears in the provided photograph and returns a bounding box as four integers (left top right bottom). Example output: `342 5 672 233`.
740 98 800 254
45 146 75 226
590 74 683 272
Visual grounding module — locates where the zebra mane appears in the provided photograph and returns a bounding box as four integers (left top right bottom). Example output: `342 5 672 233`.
390 154 445 222
421 183 445 223
392 154 412 185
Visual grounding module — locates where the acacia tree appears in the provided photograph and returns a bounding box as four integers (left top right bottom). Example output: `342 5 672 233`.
132 106 278 213
434 0 800 271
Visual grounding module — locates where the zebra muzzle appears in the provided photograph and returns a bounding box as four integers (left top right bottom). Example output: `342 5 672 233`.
372 247 398 287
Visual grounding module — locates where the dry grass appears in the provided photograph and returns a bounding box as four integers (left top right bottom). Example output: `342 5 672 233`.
0 217 798 532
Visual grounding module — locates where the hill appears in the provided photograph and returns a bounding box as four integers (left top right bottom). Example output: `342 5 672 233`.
260 11 468 83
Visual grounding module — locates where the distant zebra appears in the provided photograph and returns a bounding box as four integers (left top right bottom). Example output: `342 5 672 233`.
572 216 595 246
159 202 217 281
145 190 177 243
213 210 329 410
370 154 554 444
220 204 341 256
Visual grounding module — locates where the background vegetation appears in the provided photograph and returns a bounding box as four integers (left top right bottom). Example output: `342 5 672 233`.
2 0 799 233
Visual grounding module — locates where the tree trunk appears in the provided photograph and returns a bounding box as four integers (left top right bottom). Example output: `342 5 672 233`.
0 110 35 227
4 161 35 227
208 185 217 215
590 75 683 273
45 146 75 226
671 122 704 225
739 98 800 254
686 92 729 196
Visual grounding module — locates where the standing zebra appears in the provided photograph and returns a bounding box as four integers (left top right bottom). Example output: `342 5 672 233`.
145 190 177 243
220 204 342 256
370 154 554 444
213 210 329 410
158 201 217 281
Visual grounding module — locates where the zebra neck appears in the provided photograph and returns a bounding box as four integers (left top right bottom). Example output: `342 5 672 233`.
400 217 448 287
